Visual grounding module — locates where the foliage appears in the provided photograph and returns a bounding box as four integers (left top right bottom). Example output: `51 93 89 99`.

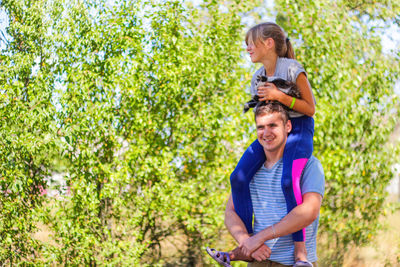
1 0 399 266
0 0 59 264
1 0 261 265
274 0 400 265
109 1 261 264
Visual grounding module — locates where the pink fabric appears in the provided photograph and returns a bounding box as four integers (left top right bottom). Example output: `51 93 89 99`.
292 158 308 241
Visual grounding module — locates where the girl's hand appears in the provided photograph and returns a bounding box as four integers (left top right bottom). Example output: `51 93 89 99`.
257 83 282 102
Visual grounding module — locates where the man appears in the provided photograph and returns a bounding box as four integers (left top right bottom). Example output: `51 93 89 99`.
207 102 324 267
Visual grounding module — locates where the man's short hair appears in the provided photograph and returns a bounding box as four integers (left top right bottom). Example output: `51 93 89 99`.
254 101 289 123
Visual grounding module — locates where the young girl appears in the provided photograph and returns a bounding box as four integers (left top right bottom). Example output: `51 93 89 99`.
207 22 316 267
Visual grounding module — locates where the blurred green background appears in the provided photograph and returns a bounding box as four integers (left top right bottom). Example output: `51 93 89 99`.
0 0 399 266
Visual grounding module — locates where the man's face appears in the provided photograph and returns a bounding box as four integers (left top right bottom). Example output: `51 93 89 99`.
256 112 291 153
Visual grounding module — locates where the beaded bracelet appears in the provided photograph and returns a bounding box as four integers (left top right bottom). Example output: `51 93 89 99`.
271 224 277 239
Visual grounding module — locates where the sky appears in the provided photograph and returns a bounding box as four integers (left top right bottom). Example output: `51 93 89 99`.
0 7 7 50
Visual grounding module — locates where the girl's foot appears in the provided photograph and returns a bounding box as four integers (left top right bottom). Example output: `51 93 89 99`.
293 261 313 267
294 241 309 264
206 246 253 266
206 247 232 267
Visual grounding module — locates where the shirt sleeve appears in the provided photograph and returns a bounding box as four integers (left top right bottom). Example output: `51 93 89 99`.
300 156 325 197
287 59 306 83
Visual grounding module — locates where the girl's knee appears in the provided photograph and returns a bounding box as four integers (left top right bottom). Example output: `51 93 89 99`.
230 169 249 190
281 178 293 192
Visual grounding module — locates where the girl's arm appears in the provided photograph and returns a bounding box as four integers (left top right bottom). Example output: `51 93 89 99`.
257 73 315 117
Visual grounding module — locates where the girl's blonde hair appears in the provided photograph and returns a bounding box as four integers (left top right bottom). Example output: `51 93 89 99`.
245 22 295 59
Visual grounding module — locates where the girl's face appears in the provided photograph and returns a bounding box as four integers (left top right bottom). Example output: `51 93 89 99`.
246 38 274 63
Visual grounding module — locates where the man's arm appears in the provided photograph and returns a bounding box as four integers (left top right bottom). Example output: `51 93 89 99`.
225 194 271 261
224 194 251 244
240 192 322 256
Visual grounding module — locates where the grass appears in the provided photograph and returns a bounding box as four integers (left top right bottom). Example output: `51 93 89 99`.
341 202 400 267
32 198 400 266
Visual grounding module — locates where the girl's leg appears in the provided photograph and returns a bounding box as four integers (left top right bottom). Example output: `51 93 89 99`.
281 116 314 262
230 139 266 234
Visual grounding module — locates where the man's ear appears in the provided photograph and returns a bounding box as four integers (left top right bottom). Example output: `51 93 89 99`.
286 119 292 134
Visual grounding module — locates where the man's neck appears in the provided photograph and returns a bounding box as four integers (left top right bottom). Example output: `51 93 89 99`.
264 148 284 169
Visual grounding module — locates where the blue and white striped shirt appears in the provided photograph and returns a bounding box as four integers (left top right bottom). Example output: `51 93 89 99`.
249 156 325 265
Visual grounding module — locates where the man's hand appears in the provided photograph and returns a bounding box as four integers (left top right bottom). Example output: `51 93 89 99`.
239 233 265 257
251 244 271 262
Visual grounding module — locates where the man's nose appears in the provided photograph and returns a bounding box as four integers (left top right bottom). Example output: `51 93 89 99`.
262 128 271 137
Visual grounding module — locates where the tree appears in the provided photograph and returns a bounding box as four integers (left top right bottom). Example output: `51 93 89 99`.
107 0 262 264
0 0 60 264
0 0 261 265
